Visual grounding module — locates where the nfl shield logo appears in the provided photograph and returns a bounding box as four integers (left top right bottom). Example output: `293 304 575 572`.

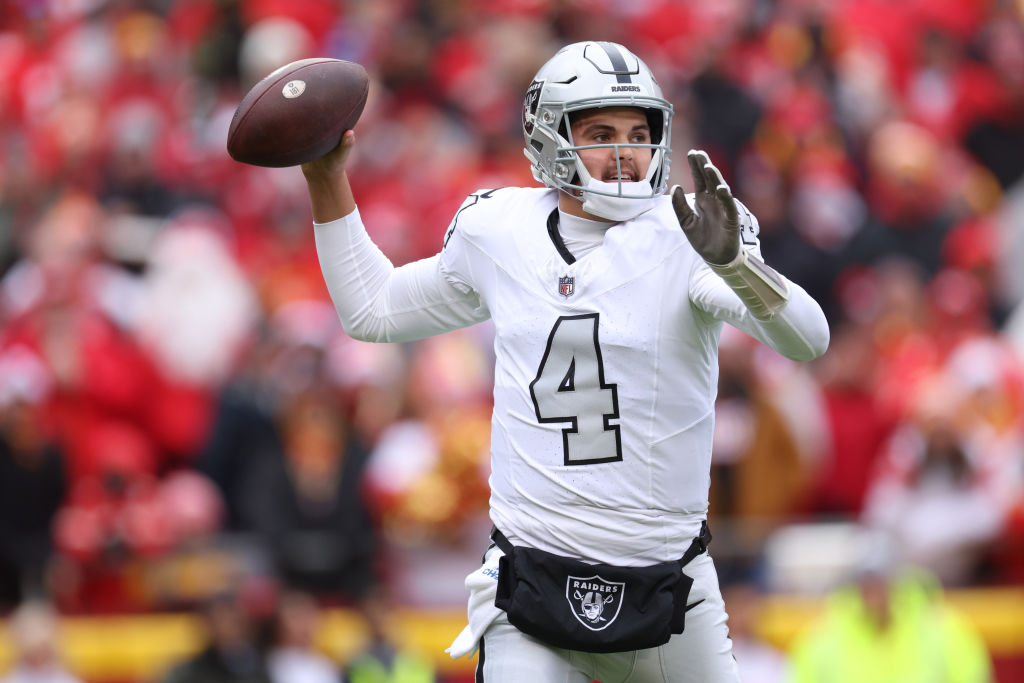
559 275 575 298
566 575 625 631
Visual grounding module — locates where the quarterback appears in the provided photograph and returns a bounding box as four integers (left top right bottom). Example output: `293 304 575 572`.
303 42 829 683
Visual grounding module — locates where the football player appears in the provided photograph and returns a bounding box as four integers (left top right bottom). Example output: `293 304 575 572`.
302 41 829 682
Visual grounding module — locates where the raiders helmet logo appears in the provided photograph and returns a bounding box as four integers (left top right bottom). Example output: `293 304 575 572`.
523 79 544 135
566 575 624 631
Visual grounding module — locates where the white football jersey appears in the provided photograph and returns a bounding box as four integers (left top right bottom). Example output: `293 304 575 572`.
316 185 828 569
439 187 746 566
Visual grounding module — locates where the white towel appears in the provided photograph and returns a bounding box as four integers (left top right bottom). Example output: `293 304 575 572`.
446 546 503 659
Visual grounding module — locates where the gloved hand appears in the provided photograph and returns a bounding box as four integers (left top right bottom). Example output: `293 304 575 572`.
670 150 740 266
670 149 790 320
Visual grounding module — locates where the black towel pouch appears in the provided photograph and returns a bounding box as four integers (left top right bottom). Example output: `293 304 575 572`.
493 523 709 653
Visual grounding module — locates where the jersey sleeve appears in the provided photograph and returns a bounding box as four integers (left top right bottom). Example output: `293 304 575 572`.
314 208 489 343
437 190 498 295
688 200 830 361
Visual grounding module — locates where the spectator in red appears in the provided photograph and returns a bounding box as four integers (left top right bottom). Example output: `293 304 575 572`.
0 190 161 483
808 319 897 516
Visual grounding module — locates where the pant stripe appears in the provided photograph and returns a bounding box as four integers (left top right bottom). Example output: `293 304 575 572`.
475 636 486 682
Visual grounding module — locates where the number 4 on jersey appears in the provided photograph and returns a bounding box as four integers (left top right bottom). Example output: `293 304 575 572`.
529 313 622 466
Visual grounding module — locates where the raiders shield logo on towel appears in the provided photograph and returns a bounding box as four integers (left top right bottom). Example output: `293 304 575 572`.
566 575 625 631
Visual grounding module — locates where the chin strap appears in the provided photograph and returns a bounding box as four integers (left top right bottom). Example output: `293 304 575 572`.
579 178 658 222
707 248 791 321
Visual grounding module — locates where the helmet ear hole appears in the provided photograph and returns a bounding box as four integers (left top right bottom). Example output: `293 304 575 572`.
558 117 570 142
645 111 663 145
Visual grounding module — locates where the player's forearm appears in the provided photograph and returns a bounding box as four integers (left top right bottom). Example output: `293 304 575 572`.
745 283 830 362
305 170 357 223
706 248 790 321
692 267 829 361
315 209 393 339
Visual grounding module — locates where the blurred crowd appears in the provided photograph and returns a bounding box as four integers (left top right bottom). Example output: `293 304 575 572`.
1 0 1024 678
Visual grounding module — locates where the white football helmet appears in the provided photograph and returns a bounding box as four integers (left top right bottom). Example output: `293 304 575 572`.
523 41 673 201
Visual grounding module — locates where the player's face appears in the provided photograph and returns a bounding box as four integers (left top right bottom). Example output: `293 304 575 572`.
569 107 653 184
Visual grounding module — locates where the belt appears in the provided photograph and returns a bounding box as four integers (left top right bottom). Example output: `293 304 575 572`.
490 520 712 568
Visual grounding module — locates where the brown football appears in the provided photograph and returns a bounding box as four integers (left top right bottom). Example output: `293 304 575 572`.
226 58 369 167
